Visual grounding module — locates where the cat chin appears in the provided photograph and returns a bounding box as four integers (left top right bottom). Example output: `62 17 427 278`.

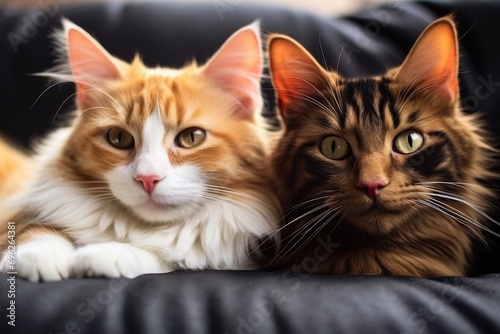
348 212 405 235
129 201 201 224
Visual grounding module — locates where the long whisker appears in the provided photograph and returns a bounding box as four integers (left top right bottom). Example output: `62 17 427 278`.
418 181 500 210
414 199 488 243
272 206 342 263
30 81 67 111
425 192 500 229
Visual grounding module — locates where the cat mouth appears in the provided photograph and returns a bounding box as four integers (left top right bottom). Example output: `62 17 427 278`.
365 201 400 215
140 198 182 210
133 199 192 222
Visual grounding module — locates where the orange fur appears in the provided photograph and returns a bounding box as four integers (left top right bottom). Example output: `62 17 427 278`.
0 139 33 200
0 21 280 281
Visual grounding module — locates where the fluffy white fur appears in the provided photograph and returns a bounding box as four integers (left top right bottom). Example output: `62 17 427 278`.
1 122 278 280
0 234 74 282
107 107 206 222
0 20 278 282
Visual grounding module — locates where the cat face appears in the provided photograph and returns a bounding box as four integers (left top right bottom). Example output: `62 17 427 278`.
268 17 492 236
54 21 269 223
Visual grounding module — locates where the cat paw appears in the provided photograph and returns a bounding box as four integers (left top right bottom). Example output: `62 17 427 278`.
70 242 166 279
0 236 75 282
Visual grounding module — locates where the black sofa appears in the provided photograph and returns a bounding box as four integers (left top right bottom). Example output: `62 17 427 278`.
1 1 500 333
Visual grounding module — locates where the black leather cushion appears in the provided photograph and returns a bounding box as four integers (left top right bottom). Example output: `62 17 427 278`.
1 1 500 333
2 270 500 334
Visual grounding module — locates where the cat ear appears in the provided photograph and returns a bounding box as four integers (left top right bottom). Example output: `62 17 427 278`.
268 35 329 117
395 17 459 104
63 19 122 108
201 22 263 120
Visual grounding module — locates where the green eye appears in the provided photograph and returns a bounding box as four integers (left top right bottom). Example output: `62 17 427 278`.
107 128 135 149
394 130 424 154
320 136 351 160
176 127 206 148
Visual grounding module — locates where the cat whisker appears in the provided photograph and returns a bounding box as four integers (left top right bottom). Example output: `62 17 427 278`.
274 201 339 240
397 72 459 112
199 193 270 215
204 185 278 212
291 208 342 253
285 195 334 215
423 186 491 211
250 194 340 255
279 85 335 115
424 192 500 230
253 202 333 252
272 206 342 263
417 181 500 210
329 41 346 113
52 91 80 124
63 180 108 184
414 199 489 243
29 81 67 111
204 184 265 200
78 106 119 119
313 40 341 115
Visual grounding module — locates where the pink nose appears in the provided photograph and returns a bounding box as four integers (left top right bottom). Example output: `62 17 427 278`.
357 180 388 199
135 175 162 194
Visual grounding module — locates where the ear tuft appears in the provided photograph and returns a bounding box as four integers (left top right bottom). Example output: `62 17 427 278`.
62 19 122 109
268 35 328 117
201 21 263 120
396 17 459 104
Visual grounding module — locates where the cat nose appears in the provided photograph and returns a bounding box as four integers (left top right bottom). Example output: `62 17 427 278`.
357 180 388 199
135 174 163 194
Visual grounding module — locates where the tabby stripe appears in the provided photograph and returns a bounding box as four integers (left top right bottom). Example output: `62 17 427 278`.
428 131 448 139
388 100 400 128
316 113 334 130
406 142 446 177
408 110 421 124
428 131 460 167
358 80 379 124
382 81 397 127
338 103 348 129
377 79 399 128
303 154 340 178
285 138 308 186
343 81 361 124
377 87 387 125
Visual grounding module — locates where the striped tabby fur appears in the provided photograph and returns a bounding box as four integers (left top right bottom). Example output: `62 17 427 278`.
265 17 498 276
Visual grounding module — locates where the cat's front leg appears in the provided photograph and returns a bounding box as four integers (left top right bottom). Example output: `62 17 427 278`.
0 225 75 282
70 242 171 278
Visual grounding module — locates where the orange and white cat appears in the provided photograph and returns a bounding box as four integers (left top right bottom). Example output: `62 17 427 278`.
0 20 280 281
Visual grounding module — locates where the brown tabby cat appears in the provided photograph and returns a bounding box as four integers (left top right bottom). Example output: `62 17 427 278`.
265 17 498 277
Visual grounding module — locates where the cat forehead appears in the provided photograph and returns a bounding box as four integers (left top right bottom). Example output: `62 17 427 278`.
92 68 235 131
321 77 401 130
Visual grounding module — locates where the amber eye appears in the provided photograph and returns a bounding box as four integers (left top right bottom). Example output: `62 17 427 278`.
394 130 424 154
320 136 351 160
176 127 206 148
106 128 135 150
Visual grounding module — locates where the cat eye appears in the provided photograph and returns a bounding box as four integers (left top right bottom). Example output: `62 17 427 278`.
393 130 424 154
106 128 135 150
320 136 351 160
176 127 206 148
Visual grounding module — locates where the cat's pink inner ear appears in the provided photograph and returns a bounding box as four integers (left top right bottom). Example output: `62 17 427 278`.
268 36 326 115
65 21 121 108
201 22 263 120
396 18 459 103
